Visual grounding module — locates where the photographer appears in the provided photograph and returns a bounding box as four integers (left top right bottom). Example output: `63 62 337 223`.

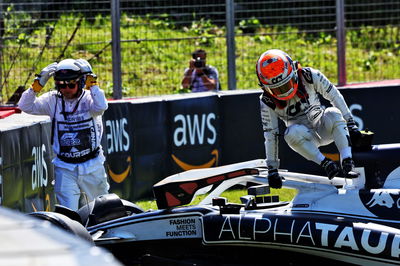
181 49 219 92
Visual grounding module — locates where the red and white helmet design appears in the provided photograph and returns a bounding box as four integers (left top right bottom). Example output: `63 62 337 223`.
256 49 298 100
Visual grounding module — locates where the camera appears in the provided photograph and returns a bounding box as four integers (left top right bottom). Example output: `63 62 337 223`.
194 57 205 68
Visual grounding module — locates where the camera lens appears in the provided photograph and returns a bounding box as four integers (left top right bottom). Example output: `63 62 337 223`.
194 57 204 68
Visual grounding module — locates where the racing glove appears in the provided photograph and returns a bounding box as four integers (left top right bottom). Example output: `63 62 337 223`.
74 59 98 89
267 168 283 189
32 62 57 93
84 73 98 89
347 118 362 145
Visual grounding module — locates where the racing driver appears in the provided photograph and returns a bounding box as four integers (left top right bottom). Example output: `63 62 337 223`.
256 49 360 188
18 59 109 210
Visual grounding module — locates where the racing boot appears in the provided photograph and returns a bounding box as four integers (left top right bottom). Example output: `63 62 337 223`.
320 158 340 180
342 157 360 178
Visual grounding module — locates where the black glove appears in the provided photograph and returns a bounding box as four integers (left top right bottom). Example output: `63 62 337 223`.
268 169 283 189
347 118 362 145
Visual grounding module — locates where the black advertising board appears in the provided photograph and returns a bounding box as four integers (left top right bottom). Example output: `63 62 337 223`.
1 120 55 212
20 123 49 212
0 128 24 210
86 85 400 200
219 91 265 165
103 102 135 200
103 100 170 201
129 101 169 199
339 86 400 144
2 84 400 209
168 95 221 174
40 121 55 211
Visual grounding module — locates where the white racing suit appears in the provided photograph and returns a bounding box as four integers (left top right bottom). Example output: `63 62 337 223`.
18 86 110 210
260 67 353 170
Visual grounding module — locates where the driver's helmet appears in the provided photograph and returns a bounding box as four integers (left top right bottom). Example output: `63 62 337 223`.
54 59 82 90
256 49 298 100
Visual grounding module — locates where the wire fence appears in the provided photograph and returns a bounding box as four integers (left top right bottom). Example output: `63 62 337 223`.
0 0 399 102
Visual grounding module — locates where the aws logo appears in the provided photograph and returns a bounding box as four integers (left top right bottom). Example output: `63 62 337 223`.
172 113 219 170
30 194 52 212
31 144 48 190
349 104 364 130
106 118 131 183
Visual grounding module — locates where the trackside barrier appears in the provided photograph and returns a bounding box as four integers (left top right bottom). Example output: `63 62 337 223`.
2 84 400 210
0 114 55 212
92 84 400 201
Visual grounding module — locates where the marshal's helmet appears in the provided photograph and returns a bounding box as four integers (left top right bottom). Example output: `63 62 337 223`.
54 59 81 81
54 59 84 90
256 49 298 100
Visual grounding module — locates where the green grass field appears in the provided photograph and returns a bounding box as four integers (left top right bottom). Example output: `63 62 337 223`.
2 13 399 101
135 187 297 211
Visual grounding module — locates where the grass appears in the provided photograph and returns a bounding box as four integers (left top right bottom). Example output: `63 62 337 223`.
135 187 297 211
1 13 399 102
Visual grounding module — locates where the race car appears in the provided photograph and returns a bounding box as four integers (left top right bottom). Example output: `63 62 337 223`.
1 206 122 266
29 143 400 265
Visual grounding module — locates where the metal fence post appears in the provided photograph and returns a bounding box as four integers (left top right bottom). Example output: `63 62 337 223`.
336 0 346 86
226 0 237 90
111 0 122 99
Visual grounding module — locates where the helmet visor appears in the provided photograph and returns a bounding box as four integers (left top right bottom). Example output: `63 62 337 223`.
270 76 297 98
54 69 81 81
